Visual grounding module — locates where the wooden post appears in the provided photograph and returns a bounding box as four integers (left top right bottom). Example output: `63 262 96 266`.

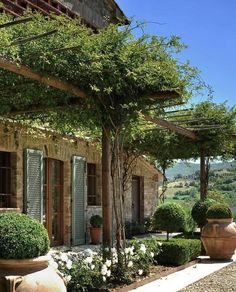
102 126 112 246
200 146 207 200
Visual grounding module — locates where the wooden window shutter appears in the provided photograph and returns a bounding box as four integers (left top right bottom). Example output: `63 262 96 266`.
24 149 43 223
72 156 87 245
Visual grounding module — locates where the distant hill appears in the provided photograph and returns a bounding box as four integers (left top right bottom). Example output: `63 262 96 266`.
166 160 236 179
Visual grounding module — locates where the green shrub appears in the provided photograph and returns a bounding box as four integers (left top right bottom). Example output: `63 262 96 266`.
191 199 216 228
156 238 201 266
233 211 236 222
143 216 152 232
153 203 186 240
90 215 103 227
125 220 145 239
207 190 226 204
183 208 197 234
127 237 162 277
206 204 233 219
0 212 50 259
129 237 161 256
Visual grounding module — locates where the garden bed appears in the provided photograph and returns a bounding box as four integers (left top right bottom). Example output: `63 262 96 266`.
50 236 201 291
111 259 199 291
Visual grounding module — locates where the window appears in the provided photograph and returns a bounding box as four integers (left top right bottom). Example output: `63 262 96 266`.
44 158 63 246
87 163 100 206
0 152 11 208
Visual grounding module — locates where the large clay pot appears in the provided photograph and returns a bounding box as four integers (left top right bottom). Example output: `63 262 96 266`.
201 218 236 260
0 256 66 292
90 227 102 244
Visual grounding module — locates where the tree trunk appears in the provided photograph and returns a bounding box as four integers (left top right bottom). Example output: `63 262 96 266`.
159 168 167 204
200 146 207 200
111 131 126 250
102 127 112 246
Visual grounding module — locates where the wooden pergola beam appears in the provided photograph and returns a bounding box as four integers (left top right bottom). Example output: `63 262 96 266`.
0 57 87 98
3 98 83 116
10 29 58 46
143 114 198 140
0 58 181 103
167 114 192 119
148 90 181 101
165 108 193 114
0 17 33 29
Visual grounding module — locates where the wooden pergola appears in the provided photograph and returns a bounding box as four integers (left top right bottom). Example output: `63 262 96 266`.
0 16 231 245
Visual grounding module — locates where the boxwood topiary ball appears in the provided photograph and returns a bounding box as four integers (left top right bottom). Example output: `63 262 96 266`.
191 199 216 228
153 202 186 234
90 214 103 228
206 204 233 219
0 212 50 259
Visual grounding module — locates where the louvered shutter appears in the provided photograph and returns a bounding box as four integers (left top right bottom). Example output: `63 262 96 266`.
24 149 43 223
72 156 86 245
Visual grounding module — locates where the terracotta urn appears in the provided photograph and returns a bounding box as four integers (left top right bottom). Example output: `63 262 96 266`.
89 214 102 244
201 218 236 260
90 227 102 244
0 256 66 292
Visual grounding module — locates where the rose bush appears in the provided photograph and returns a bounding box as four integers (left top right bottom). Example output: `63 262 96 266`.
49 237 162 291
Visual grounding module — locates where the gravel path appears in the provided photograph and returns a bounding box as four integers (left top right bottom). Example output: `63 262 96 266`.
179 261 236 292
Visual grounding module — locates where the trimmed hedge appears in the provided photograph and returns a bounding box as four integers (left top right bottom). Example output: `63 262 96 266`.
206 204 233 219
156 238 201 266
0 212 50 259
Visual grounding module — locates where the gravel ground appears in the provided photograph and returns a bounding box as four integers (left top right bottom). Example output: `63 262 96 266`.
179 261 236 292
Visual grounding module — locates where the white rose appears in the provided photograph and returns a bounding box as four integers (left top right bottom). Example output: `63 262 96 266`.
105 259 112 267
127 261 133 267
65 275 72 283
140 244 146 254
138 269 143 275
101 264 108 276
84 257 93 264
60 253 68 262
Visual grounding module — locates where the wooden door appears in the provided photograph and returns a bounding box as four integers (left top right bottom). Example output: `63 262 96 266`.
44 158 63 246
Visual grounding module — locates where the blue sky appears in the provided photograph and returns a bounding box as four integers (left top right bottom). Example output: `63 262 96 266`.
116 0 236 107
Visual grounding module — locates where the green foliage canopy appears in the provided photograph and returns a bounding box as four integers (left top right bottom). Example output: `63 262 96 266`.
129 101 236 164
0 12 200 134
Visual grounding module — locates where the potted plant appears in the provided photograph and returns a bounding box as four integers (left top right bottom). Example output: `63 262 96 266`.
89 214 103 244
0 212 66 291
201 204 236 260
191 199 216 229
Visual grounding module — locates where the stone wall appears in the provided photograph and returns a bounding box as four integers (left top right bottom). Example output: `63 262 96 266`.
58 0 125 28
0 122 161 245
123 157 160 221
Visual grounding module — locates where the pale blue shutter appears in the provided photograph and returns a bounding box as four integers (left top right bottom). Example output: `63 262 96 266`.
72 156 86 245
24 149 43 223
